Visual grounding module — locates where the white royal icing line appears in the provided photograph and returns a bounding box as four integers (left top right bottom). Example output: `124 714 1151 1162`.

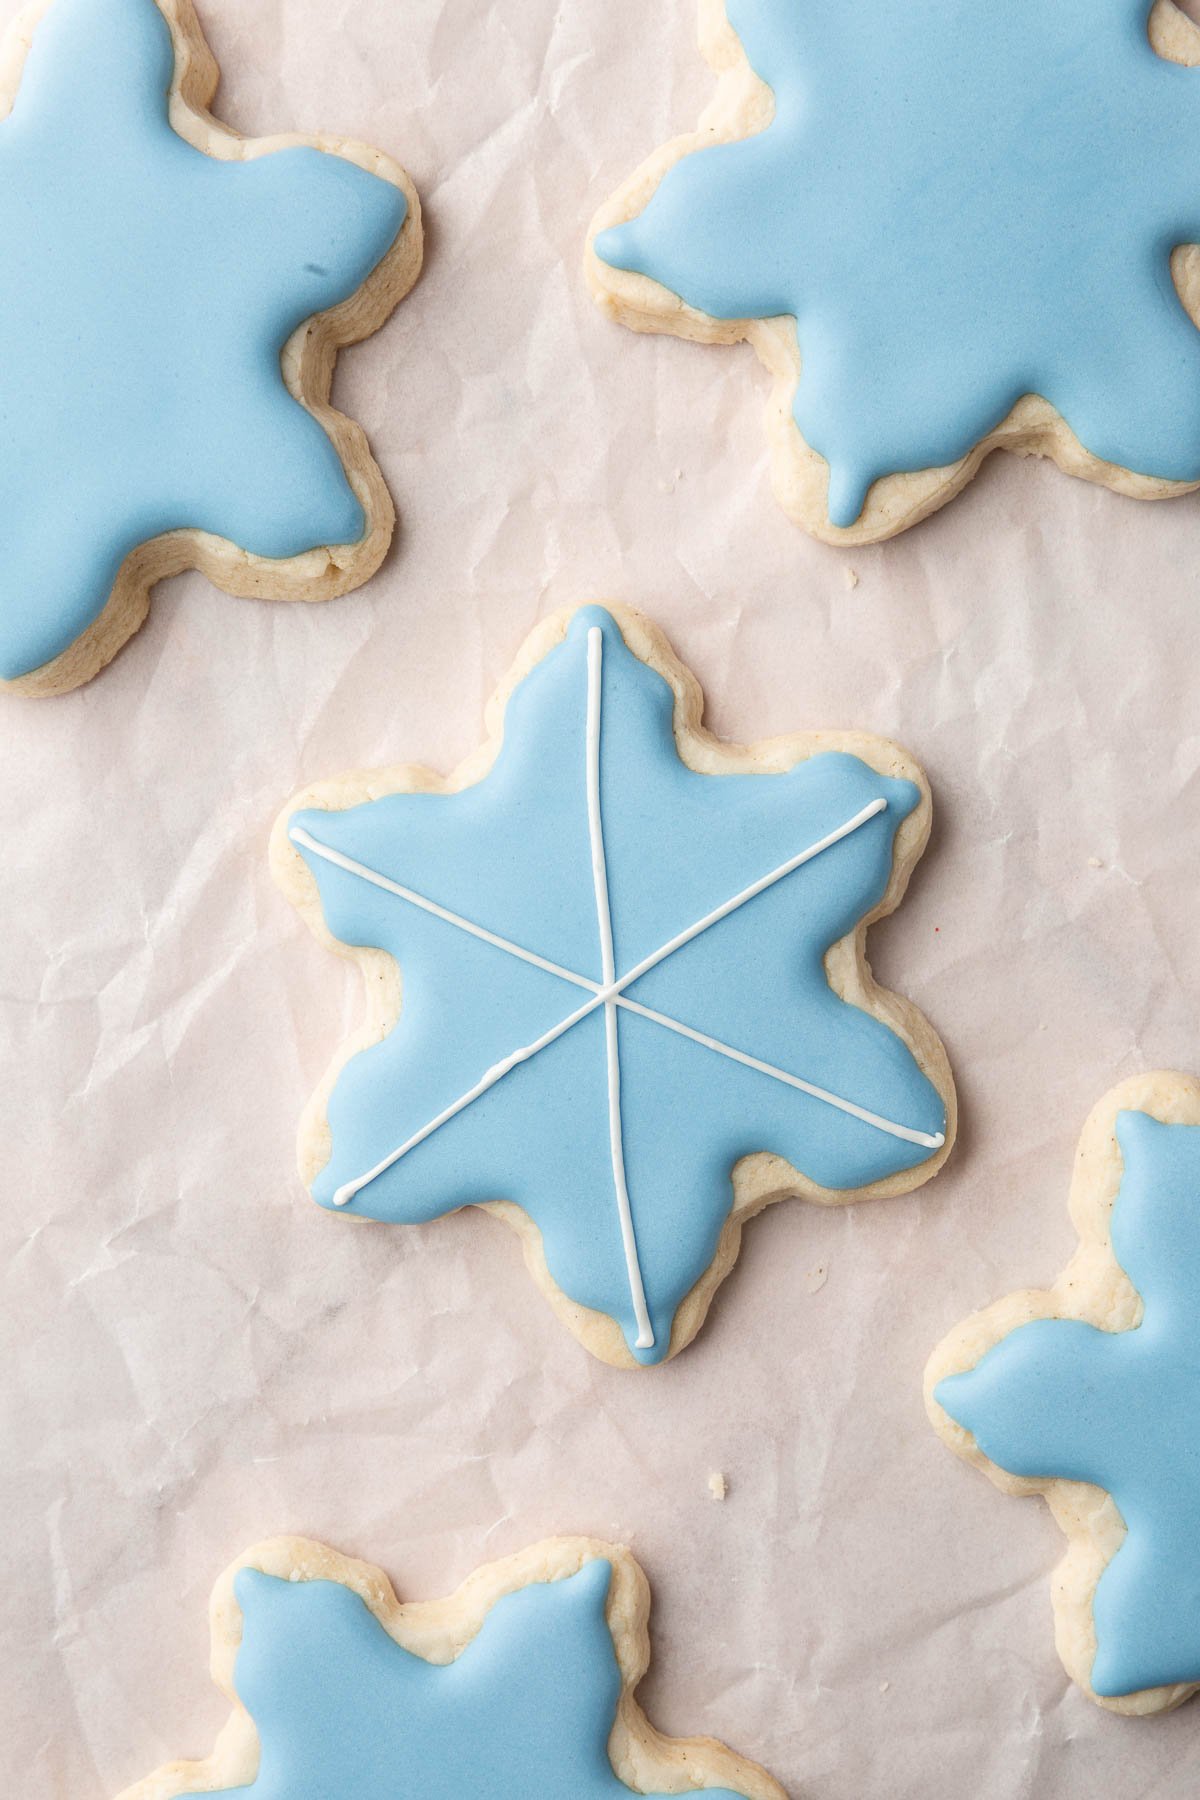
290 723 944 1253
328 988 604 1209
287 826 596 995
586 627 654 1349
613 994 944 1150
604 798 890 999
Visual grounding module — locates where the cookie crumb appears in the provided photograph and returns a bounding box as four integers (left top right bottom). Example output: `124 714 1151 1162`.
707 1471 728 1502
843 566 859 590
1087 856 1103 869
805 1263 829 1294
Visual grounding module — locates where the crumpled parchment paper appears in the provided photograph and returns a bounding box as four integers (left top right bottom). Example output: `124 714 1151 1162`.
6 0 1200 1794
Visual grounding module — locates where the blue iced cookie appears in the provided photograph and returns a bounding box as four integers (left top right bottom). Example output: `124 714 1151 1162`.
588 0 1200 543
115 1536 786 1800
929 1072 1200 1715
273 603 954 1367
0 0 420 695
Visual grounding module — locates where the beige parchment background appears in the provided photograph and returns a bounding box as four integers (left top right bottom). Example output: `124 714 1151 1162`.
4 0 1200 1794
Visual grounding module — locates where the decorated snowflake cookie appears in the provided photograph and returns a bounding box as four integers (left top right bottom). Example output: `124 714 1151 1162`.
588 0 1200 543
273 604 954 1367
0 0 422 696
115 1537 786 1800
928 1072 1200 1715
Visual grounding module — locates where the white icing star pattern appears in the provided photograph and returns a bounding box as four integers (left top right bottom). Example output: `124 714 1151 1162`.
291 628 943 1349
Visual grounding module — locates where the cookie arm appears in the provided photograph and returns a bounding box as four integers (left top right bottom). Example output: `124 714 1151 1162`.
935 1316 1129 1487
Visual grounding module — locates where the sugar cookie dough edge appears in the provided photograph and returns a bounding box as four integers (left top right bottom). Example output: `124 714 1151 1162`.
0 0 424 699
113 1535 789 1800
584 0 1200 547
924 1069 1200 1717
270 599 956 1371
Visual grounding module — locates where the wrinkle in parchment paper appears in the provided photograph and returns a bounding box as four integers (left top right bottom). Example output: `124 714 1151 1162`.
5 1 1200 1795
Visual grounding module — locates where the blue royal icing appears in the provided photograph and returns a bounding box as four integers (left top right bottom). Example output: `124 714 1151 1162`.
0 0 407 680
594 0 1200 527
178 1560 750 1800
937 1111 1200 1697
290 606 947 1364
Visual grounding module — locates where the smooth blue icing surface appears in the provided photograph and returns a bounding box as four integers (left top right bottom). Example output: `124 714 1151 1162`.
293 606 946 1363
188 1561 750 1799
595 0 1200 526
0 0 407 679
937 1111 1200 1697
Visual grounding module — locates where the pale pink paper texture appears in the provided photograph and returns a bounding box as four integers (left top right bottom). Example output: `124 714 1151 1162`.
5 0 1200 1794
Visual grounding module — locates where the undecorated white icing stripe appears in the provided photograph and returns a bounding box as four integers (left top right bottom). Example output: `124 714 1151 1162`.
288 826 596 994
296 792 940 1217
329 991 603 1208
585 631 618 993
586 627 654 1350
614 996 945 1150
605 797 889 999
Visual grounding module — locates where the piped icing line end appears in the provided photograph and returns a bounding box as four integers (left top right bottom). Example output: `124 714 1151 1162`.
925 1069 1200 1717
0 0 423 696
272 600 955 1370
113 1535 790 1800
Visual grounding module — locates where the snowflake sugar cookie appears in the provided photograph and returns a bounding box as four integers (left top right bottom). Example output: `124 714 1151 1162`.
588 0 1200 543
273 604 954 1368
0 0 422 695
928 1072 1200 1715
115 1537 786 1800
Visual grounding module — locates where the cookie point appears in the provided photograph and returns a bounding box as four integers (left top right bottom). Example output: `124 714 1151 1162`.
826 463 870 531
234 1565 281 1614
592 223 630 273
